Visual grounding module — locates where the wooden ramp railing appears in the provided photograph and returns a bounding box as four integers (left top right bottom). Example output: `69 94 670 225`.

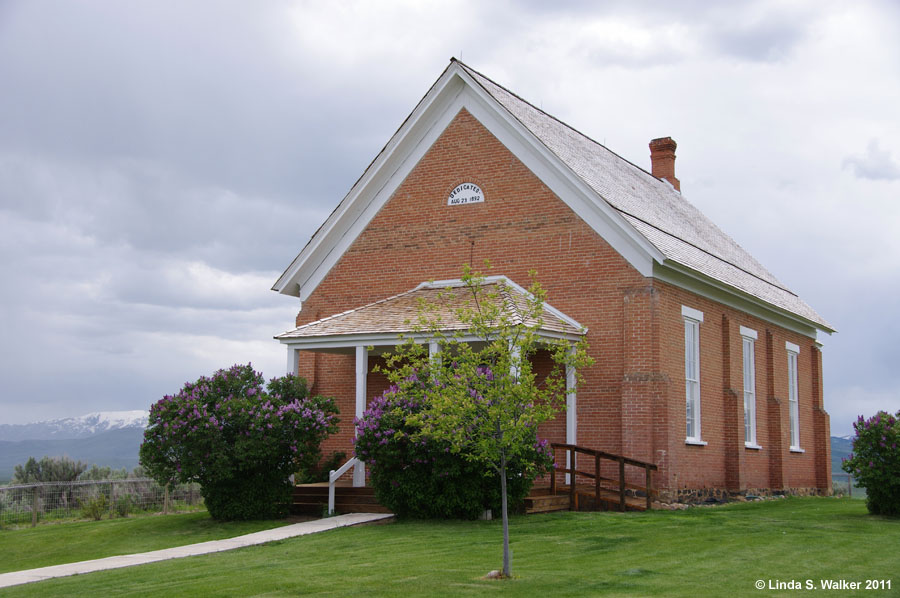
542 443 658 512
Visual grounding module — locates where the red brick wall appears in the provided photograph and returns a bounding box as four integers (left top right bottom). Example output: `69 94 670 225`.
653 280 826 495
291 108 830 496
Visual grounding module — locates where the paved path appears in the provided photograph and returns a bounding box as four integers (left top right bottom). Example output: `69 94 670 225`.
0 512 393 589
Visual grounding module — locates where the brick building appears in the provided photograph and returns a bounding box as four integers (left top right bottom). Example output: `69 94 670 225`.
272 60 834 500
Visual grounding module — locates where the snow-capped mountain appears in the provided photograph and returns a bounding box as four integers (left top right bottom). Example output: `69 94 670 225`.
0 411 149 442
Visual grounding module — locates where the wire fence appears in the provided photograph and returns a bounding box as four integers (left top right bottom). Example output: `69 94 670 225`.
0 479 203 528
832 473 866 499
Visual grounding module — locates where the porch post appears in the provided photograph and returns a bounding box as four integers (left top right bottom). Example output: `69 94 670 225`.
428 340 440 366
353 345 368 487
286 347 300 376
509 342 521 380
566 346 577 485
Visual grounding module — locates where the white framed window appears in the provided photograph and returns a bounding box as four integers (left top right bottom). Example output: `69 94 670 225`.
786 342 800 450
683 306 704 444
741 327 758 447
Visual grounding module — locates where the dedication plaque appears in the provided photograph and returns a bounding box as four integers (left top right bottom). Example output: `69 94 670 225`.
447 182 484 206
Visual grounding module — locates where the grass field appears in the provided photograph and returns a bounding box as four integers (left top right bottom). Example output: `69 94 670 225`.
0 511 293 574
1 497 897 597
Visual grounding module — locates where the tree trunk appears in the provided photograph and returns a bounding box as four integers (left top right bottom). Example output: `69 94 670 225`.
501 451 510 578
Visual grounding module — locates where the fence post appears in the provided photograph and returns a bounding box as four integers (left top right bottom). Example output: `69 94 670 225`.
618 457 626 512
32 486 39 527
645 467 653 511
569 447 576 510
848 474 852 498
164 483 170 515
550 446 557 495
594 454 601 511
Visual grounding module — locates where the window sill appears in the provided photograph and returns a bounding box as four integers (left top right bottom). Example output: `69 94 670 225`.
744 443 763 450
790 447 805 453
685 438 708 446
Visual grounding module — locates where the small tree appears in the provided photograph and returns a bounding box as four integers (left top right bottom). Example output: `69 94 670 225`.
13 456 87 483
842 410 900 516
140 364 339 520
377 265 591 577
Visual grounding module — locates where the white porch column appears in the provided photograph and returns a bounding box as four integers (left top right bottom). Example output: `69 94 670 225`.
428 340 441 368
509 342 521 380
566 347 577 485
286 347 301 376
353 345 368 487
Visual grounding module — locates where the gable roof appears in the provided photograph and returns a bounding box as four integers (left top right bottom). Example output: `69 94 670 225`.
276 276 584 346
273 59 832 336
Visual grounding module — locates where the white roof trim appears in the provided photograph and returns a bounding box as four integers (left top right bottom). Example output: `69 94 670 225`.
273 61 661 301
655 261 830 339
277 329 583 350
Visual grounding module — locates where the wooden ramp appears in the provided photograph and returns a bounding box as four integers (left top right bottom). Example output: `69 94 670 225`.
291 483 391 516
525 485 651 514
525 443 658 514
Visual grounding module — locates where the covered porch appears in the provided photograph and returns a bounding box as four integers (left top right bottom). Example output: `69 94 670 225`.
275 276 585 488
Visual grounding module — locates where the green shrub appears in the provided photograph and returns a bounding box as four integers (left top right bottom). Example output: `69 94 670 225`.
842 410 900 516
295 451 347 484
81 494 108 521
354 383 552 519
139 364 339 520
115 494 134 518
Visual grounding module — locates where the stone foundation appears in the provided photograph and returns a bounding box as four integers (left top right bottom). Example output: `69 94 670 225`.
659 486 832 505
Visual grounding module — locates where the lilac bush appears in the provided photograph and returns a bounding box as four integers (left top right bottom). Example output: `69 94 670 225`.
140 364 338 520
354 373 553 520
842 410 900 516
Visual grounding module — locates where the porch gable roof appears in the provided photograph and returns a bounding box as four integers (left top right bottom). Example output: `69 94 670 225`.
275 276 585 347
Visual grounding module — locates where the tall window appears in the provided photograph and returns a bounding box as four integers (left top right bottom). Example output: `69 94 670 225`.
787 343 800 450
683 306 703 442
741 327 757 446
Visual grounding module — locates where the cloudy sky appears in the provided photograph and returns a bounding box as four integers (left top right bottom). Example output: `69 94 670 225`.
1 0 898 436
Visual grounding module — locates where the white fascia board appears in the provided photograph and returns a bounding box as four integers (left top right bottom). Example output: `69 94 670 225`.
292 87 463 302
276 329 582 351
273 67 467 298
276 62 661 301
455 71 663 276
654 261 828 339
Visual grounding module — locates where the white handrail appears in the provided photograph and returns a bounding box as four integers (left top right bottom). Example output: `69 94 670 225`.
328 457 360 515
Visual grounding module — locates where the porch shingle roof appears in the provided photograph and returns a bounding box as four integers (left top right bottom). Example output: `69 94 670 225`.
275 279 583 341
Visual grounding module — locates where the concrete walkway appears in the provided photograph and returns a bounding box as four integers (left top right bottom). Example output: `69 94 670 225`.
0 512 393 589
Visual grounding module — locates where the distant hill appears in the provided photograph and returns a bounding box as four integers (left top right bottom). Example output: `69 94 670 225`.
0 411 148 482
0 427 146 482
0 410 148 442
831 435 854 475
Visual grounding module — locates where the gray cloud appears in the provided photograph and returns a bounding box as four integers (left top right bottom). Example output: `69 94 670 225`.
843 139 900 181
0 0 898 439
707 16 809 62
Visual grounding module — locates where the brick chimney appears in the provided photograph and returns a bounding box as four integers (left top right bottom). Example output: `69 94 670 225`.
649 137 680 191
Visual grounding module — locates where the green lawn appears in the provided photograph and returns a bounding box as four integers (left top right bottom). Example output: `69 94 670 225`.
0 511 293 574
2 498 897 597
